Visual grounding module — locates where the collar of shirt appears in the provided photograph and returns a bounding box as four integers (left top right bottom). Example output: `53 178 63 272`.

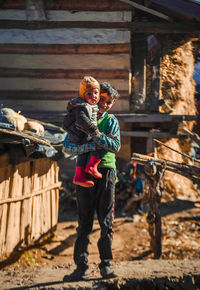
97 111 108 120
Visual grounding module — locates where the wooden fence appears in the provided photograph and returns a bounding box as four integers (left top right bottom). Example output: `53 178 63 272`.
0 155 60 258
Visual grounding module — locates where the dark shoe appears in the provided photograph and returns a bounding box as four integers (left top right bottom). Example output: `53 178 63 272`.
63 267 89 282
100 266 117 279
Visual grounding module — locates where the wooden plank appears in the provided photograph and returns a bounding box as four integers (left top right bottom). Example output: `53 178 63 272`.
0 10 132 22
0 0 24 9
20 161 32 246
120 0 171 21
0 165 12 256
0 20 130 29
41 159 51 234
115 113 196 122
51 163 59 227
120 130 185 138
0 78 129 91
1 99 130 113
0 43 131 54
0 20 200 33
45 0 132 11
150 0 200 22
128 22 200 34
0 28 130 44
0 0 132 10
0 68 129 79
21 109 137 124
5 165 21 254
0 54 130 69
0 90 128 100
0 182 62 205
31 159 42 241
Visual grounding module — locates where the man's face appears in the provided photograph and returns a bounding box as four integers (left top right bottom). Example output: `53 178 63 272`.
98 93 115 113
84 88 100 105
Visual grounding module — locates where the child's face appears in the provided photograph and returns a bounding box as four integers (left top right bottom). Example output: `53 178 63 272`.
84 88 99 105
98 93 115 113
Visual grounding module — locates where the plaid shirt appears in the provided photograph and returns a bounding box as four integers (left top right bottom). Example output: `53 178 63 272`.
63 112 120 155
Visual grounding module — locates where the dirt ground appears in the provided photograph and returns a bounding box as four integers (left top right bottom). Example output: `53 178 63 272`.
0 197 200 289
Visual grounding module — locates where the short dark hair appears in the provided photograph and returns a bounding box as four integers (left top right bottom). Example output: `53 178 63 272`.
100 82 120 100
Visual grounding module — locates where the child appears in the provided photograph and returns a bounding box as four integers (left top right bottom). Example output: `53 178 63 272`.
63 76 102 188
63 82 121 281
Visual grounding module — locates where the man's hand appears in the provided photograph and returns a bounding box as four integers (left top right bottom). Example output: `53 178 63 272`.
107 133 114 138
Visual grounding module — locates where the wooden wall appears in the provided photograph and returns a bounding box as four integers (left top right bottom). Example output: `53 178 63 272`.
0 0 132 124
0 156 60 258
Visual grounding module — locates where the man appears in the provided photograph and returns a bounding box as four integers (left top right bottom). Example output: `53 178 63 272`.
63 82 120 281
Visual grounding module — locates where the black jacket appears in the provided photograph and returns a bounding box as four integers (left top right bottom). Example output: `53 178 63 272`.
63 97 98 144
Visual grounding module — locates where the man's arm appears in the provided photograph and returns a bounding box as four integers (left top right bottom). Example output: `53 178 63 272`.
63 133 96 155
91 115 121 153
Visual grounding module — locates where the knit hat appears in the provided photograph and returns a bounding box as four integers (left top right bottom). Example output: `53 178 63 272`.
80 76 100 99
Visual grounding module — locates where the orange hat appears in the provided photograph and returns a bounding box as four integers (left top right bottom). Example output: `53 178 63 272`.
80 76 100 99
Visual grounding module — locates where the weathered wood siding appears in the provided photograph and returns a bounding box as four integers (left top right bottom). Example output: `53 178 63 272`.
0 0 132 123
0 156 60 258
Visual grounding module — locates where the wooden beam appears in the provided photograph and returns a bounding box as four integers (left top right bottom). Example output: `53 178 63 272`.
147 35 161 112
0 78 129 91
120 0 171 21
0 10 132 22
0 0 24 9
41 0 132 11
0 43 130 54
0 0 132 10
0 20 199 33
120 130 185 138
115 113 196 122
0 90 129 100
0 99 130 113
149 0 200 22
0 54 129 70
0 68 129 79
0 20 129 29
128 22 200 34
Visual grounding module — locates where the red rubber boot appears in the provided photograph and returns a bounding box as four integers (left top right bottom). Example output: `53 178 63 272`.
73 166 94 187
85 156 102 179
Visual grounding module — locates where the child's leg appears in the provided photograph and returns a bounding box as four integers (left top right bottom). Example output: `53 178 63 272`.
85 150 102 179
73 153 94 187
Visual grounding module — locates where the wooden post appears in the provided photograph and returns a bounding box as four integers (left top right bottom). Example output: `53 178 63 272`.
146 34 161 112
144 160 165 259
130 33 147 112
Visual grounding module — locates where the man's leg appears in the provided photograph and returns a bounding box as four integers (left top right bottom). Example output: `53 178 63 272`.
96 168 117 278
64 184 95 281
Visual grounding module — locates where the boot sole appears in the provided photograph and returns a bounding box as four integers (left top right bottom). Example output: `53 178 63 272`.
73 181 94 187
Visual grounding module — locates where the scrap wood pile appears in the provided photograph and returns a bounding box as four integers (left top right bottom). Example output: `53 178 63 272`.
0 107 66 166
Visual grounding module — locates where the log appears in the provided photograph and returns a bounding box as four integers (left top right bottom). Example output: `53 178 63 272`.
131 153 200 183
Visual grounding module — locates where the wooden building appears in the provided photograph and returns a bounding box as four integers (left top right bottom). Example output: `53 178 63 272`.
0 0 200 163
0 125 62 258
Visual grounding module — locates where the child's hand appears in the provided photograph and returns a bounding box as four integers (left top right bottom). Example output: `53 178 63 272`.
107 133 114 138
